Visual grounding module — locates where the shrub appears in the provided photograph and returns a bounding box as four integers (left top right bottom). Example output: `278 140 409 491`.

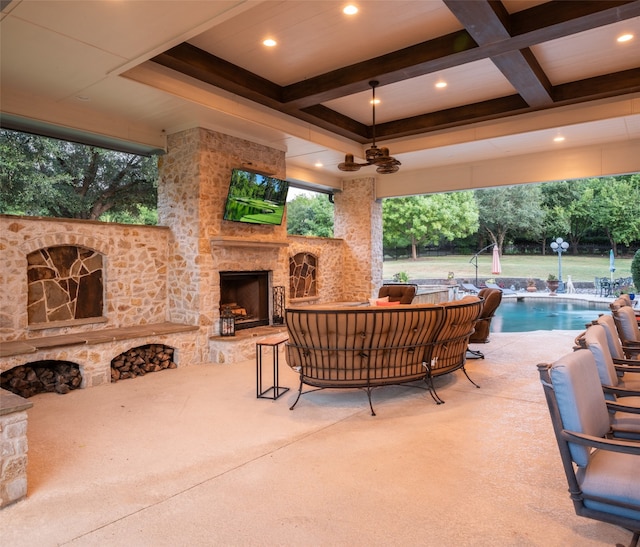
631 249 640 291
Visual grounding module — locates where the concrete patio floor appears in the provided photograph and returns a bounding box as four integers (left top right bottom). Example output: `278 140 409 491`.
0 327 635 547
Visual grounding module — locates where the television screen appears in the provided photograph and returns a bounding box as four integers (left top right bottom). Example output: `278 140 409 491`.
223 168 289 225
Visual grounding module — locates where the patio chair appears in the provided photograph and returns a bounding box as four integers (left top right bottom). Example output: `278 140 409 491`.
460 282 481 294
574 324 640 410
593 314 640 362
611 305 640 359
537 350 640 547
484 282 516 295
467 288 502 359
377 283 417 304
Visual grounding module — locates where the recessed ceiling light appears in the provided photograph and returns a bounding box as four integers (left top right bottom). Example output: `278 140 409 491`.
553 136 565 143
343 5 358 15
314 162 323 168
617 33 633 43
263 38 277 47
435 81 447 89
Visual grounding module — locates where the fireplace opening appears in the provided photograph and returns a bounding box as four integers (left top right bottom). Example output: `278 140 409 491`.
1 360 82 398
220 271 270 330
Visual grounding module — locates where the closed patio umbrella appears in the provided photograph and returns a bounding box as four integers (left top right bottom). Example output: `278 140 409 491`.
492 245 501 275
609 249 616 281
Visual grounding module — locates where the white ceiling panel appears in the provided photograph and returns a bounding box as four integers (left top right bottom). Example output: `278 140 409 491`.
188 0 461 85
323 59 517 124
531 18 640 85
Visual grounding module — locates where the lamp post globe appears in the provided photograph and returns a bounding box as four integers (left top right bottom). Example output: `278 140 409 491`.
550 237 569 292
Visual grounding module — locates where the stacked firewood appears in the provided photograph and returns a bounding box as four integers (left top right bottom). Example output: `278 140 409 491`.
111 344 176 382
0 361 81 398
222 303 248 318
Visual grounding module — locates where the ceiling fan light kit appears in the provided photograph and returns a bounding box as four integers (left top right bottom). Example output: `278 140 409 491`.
338 80 401 175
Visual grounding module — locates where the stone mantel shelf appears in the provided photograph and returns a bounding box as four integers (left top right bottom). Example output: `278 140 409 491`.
210 237 289 249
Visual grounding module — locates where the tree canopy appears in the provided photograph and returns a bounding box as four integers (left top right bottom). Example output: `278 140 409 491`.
0 129 158 222
286 193 334 237
474 185 545 254
383 193 479 259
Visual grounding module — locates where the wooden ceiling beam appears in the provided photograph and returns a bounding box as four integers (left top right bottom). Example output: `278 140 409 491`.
444 0 553 107
150 1 640 144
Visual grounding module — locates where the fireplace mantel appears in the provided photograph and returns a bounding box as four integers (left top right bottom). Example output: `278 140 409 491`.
210 237 289 249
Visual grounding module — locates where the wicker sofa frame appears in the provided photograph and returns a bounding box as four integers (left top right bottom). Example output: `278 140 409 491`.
285 296 484 415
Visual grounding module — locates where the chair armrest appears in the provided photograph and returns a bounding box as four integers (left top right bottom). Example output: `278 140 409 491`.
613 357 640 366
561 429 640 455
602 384 640 398
606 400 640 414
613 362 640 374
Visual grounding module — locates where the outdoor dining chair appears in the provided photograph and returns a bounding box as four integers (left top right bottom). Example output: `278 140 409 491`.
538 350 640 547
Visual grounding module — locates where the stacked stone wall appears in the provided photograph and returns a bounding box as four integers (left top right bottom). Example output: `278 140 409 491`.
0 216 170 341
0 391 32 508
333 177 383 302
160 128 288 343
287 236 345 303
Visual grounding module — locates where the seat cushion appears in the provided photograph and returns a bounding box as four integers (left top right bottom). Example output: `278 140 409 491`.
577 449 640 521
611 396 640 438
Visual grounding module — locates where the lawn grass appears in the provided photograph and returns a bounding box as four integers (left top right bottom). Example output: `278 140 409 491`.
383 254 634 284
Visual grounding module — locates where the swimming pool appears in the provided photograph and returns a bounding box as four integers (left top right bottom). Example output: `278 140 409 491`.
491 297 611 332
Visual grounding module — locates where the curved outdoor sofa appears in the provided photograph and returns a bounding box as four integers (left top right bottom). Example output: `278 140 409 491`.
284 296 483 414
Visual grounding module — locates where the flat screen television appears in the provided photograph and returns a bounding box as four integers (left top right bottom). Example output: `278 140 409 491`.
223 168 289 225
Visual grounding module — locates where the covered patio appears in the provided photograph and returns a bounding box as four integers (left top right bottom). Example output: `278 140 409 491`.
1 2 640 543
1 329 635 546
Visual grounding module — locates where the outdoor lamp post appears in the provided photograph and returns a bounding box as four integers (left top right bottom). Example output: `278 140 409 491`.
550 237 570 292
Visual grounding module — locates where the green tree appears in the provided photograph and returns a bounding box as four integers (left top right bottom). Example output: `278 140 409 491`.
0 129 158 221
631 249 640 291
383 192 478 259
475 185 544 254
589 174 640 255
286 193 334 237
541 180 590 255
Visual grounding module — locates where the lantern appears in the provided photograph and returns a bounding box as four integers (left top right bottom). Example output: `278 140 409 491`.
220 306 235 336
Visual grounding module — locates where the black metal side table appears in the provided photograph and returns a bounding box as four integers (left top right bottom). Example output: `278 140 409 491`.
256 334 289 400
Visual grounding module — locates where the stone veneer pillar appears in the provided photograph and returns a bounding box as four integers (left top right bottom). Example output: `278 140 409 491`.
0 390 32 508
333 176 383 301
157 128 287 358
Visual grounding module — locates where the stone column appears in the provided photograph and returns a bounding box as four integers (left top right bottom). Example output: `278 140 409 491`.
333 176 383 301
158 128 286 362
0 390 32 508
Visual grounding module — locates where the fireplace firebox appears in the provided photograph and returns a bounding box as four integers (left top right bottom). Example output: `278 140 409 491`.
220 271 271 330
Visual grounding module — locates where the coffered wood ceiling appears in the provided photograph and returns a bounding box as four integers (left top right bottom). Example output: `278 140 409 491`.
1 0 639 195
152 1 639 144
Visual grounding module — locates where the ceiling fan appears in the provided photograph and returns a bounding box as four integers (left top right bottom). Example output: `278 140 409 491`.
338 80 401 175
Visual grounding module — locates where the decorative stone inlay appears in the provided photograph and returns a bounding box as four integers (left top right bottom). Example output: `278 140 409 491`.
27 245 104 325
289 252 317 298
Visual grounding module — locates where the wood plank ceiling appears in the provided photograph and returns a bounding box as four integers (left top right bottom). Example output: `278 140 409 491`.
151 0 640 146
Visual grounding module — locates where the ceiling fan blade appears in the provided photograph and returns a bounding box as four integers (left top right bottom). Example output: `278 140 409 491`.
338 153 362 172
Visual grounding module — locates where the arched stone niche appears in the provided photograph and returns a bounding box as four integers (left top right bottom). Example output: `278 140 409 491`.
27 245 104 325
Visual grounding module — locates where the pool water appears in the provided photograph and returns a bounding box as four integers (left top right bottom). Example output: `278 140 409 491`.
491 298 611 333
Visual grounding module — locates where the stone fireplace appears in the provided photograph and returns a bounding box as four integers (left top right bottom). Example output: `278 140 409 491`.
219 270 271 330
